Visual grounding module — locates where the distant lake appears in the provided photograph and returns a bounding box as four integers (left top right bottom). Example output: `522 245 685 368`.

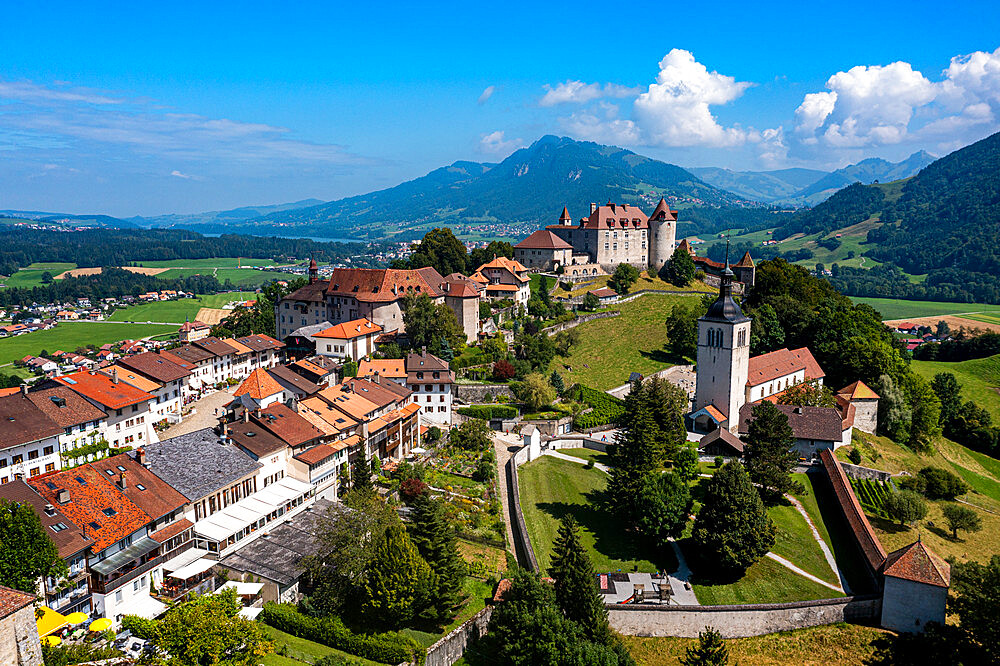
203 232 363 245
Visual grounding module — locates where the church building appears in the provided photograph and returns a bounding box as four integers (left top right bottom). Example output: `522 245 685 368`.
689 254 877 458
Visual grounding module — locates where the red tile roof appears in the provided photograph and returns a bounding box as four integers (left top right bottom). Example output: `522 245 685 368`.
589 288 618 298
580 202 649 230
313 318 383 340
324 267 446 303
819 449 886 574
148 518 193 543
28 465 151 552
55 370 155 410
882 540 950 587
790 347 825 380
515 230 573 250
837 380 880 400
237 334 285 352
294 443 339 466
92 454 186 520
117 351 193 382
746 347 824 387
443 272 482 298
648 197 677 222
0 585 36 620
233 368 284 400
0 479 90 558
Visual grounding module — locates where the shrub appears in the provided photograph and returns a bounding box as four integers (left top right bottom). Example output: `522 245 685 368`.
917 466 969 500
883 489 928 525
567 384 625 429
120 614 159 639
457 405 518 420
492 359 515 381
714 456 724 469
847 448 862 464
259 603 424 665
399 478 429 502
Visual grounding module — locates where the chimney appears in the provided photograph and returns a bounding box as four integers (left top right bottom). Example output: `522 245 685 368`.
111 367 118 384
373 371 380 385
590 202 597 214
221 422 229 437
793 406 803 414
243 409 250 423
57 489 70 505
20 384 27 396
421 346 427 356
118 472 127 490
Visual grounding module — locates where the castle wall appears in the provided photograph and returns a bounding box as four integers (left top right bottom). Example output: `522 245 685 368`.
881 577 947 633
852 399 878 434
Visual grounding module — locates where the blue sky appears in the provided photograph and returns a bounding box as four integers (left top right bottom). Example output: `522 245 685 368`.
2 0 1000 216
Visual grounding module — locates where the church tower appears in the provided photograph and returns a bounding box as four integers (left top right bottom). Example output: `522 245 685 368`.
691 250 751 432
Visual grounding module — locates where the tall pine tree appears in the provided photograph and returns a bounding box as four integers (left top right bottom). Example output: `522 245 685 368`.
692 462 775 577
743 401 801 502
549 516 611 643
351 455 374 495
361 523 435 628
408 493 466 622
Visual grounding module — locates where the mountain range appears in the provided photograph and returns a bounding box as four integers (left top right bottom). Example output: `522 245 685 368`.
689 151 936 205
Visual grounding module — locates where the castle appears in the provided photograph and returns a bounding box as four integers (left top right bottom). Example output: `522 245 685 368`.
513 199 677 274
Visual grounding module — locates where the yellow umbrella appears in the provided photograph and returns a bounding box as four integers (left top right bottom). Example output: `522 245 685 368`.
43 635 62 647
65 612 89 625
35 605 68 637
88 618 113 632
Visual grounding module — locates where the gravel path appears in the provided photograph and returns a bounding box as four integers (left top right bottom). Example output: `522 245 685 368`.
493 431 521 554
542 448 610 473
784 493 849 594
159 388 235 440
765 552 844 593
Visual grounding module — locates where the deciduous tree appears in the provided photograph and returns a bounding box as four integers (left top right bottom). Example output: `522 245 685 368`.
402 293 465 353
151 590 273 665
518 373 556 411
0 499 67 594
662 246 696 287
407 227 467 276
609 263 640 295
582 291 601 312
636 472 692 545
743 402 801 502
950 555 1000 663
942 504 982 540
882 490 927 526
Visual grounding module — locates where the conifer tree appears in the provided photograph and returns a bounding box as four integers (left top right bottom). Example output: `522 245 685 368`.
680 627 729 666
351 455 374 495
408 493 466 621
743 401 801 503
692 462 775 577
361 522 435 628
607 395 662 526
549 370 565 395
549 516 610 643
662 245 696 287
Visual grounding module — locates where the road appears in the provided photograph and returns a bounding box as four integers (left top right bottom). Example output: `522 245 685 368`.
492 431 522 555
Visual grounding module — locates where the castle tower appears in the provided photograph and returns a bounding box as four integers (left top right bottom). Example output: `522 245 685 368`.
691 248 751 432
559 206 572 226
647 197 677 274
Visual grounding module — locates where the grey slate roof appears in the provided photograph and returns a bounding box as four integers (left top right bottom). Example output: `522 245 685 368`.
139 427 261 501
219 499 338 585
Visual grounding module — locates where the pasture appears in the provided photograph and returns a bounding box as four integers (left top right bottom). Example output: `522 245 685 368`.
0 322 177 366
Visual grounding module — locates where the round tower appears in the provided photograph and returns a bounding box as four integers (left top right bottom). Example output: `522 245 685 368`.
647 197 676 273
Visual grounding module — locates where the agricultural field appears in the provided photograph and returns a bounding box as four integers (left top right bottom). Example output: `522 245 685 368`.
1 262 77 289
135 257 282 268
624 623 887 666
840 430 1000 564
849 477 895 520
851 297 1000 321
0 322 177 366
108 292 257 324
556 292 702 390
154 267 300 286
911 353 1000 422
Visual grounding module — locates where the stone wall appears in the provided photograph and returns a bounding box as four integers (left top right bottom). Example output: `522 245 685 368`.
852 400 878 434
455 384 516 404
521 416 573 437
541 310 619 336
506 445 538 571
423 606 493 666
546 435 609 452
839 462 893 483
608 595 882 638
0 603 42 666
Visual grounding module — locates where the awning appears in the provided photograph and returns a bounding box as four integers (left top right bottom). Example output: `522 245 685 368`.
168 558 216 580
216 581 264 596
36 605 68 637
238 607 263 619
161 548 208 574
117 594 167 620
194 519 232 542
90 536 160 575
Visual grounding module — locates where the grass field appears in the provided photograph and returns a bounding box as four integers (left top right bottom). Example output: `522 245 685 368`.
155 267 299 286
136 257 282 268
556 293 702 390
558 447 611 467
841 430 1000 564
553 271 712 299
851 297 1000 321
260 624 387 665
624 622 888 666
517 456 676 574
768 503 840 586
688 555 844 606
0 322 176 366
108 292 257 323
1 262 78 289
911 354 1000 422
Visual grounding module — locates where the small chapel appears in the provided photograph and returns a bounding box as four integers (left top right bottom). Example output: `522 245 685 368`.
687 254 879 459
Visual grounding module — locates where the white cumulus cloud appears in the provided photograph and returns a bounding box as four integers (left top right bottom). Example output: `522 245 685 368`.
479 130 524 156
539 81 640 107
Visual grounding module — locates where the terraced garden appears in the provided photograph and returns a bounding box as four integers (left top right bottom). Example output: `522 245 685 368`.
849 477 895 520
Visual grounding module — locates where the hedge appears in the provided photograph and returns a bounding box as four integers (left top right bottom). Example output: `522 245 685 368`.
568 385 624 430
120 614 159 639
259 602 425 665
457 405 518 420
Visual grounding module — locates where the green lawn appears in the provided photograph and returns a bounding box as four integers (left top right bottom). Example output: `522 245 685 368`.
624 622 886 666
108 292 257 323
556 293 702 390
791 473 871 594
27 262 77 271
911 354 1000 422
260 624 388 665
401 577 494 647
0 322 177 365
517 456 676 574
688 553 844 606
768 503 839 586
136 257 282 268
557 447 610 467
850 297 1000 321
